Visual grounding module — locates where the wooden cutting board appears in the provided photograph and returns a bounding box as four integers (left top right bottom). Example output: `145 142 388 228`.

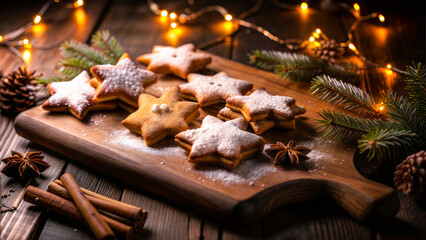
14 52 399 224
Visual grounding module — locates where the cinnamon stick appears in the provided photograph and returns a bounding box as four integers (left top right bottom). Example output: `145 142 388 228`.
60 173 115 240
24 186 133 240
54 179 148 229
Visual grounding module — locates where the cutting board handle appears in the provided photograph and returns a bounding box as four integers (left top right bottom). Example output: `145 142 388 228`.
326 177 400 221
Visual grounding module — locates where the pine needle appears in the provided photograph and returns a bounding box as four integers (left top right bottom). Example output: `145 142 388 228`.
315 109 393 142
60 40 115 66
311 75 382 117
91 30 124 62
405 63 426 118
59 58 93 78
358 128 420 161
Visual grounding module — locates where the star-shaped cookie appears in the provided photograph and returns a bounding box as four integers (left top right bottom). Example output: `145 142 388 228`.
91 53 157 107
175 116 265 170
121 86 200 146
179 72 253 107
137 43 212 79
42 71 117 119
226 88 296 122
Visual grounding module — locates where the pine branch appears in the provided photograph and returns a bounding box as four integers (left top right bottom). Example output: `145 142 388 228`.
384 91 426 140
91 30 124 62
59 58 93 78
315 109 393 142
60 40 115 66
248 50 358 83
405 63 426 118
311 75 382 118
358 128 420 161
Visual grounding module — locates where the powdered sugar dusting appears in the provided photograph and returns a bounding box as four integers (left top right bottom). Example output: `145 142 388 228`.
47 71 94 114
227 88 295 120
196 157 277 184
177 116 262 158
94 57 156 98
180 72 252 102
107 129 185 157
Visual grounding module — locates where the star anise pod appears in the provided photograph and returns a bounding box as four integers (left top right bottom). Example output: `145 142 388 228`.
1 151 50 179
265 141 311 165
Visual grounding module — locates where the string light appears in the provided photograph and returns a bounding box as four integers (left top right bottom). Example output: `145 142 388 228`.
33 15 41 24
387 64 392 69
23 50 31 63
148 0 407 75
0 35 3 42
23 39 29 44
74 0 84 8
353 3 360 12
169 12 177 20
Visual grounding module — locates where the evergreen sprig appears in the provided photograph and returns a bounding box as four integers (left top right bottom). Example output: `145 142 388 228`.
313 62 426 162
358 129 420 161
405 63 426 118
311 75 381 117
37 30 123 83
248 50 358 83
315 109 392 141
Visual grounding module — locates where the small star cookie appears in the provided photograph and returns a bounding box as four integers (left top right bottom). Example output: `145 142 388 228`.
226 88 296 122
179 72 253 107
121 86 200 146
137 43 212 79
175 116 265 170
91 53 157 108
218 106 306 135
42 71 117 119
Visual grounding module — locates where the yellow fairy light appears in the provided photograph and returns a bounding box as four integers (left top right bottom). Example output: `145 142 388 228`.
225 14 233 21
313 41 321 47
0 35 3 42
378 14 385 22
170 12 177 20
33 15 41 24
301 2 308 10
378 102 385 111
170 22 178 28
161 10 168 17
23 50 31 63
386 64 392 69
23 39 29 44
74 0 84 8
313 32 320 38
315 28 321 34
353 3 360 11
309 36 315 42
348 43 357 51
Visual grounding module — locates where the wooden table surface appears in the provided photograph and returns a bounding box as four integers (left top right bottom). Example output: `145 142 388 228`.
1 0 425 239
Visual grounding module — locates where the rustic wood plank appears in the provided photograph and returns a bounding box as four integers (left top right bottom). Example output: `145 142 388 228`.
120 187 189 240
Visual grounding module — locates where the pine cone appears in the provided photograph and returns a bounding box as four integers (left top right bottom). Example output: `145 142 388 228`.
0 66 38 112
313 39 345 63
394 150 426 196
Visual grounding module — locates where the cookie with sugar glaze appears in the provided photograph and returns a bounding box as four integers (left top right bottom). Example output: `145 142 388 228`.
179 72 253 107
42 71 117 119
137 43 212 79
226 88 296 122
175 116 265 170
91 53 157 108
122 86 199 146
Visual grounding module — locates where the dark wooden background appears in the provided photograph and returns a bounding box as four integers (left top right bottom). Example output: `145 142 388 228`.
1 0 425 239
